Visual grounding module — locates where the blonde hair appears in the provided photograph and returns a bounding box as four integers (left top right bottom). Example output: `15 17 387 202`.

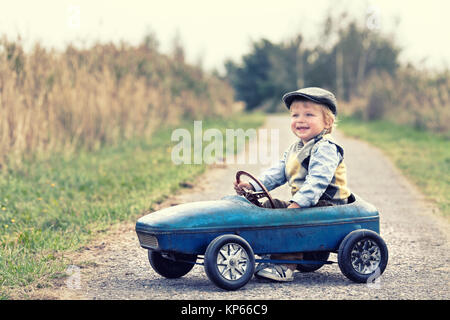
291 99 337 134
318 104 337 134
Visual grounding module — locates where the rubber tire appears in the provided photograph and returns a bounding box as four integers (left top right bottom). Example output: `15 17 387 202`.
296 251 330 272
148 250 197 279
204 234 255 291
337 229 388 283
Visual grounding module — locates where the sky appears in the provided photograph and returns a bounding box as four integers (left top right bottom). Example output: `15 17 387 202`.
1 0 449 73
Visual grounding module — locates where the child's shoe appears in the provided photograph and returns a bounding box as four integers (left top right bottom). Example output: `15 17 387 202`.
254 264 294 282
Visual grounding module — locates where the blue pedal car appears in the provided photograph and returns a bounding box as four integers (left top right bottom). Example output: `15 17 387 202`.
136 171 388 290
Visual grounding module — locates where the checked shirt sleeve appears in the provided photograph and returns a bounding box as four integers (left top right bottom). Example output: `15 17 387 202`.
249 150 288 192
291 142 341 207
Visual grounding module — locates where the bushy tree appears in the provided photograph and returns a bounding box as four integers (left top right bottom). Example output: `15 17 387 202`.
225 16 400 111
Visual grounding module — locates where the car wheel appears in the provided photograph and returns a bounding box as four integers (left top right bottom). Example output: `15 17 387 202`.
296 251 330 272
338 229 388 283
204 234 255 291
148 250 197 279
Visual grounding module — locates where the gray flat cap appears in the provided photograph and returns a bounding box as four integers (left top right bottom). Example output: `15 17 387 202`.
282 87 337 115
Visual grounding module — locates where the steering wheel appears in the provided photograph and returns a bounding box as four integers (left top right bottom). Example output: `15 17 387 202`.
236 171 275 209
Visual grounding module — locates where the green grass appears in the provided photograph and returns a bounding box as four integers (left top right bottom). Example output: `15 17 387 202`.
0 112 265 299
338 116 450 219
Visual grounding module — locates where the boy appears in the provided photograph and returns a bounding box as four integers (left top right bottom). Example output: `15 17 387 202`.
233 87 351 282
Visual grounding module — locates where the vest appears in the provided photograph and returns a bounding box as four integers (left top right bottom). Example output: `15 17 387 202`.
284 132 351 204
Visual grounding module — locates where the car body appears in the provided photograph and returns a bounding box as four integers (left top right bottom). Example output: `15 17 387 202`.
136 194 378 255
136 192 388 290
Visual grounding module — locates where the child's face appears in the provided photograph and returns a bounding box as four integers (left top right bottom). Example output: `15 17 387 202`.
290 101 330 142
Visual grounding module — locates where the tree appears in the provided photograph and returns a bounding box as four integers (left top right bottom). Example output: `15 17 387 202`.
225 16 400 110
225 39 286 111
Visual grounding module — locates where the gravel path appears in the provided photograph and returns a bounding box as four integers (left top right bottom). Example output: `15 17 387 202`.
40 115 449 300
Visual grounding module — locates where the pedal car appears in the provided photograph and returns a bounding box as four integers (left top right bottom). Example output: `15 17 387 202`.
136 171 388 290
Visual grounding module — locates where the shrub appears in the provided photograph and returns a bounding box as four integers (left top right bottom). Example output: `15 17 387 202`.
0 36 236 169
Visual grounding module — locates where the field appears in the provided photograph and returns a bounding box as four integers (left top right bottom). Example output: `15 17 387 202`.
1 31 449 299
0 112 265 299
339 116 450 219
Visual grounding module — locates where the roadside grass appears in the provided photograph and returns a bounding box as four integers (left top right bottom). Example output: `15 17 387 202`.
0 112 265 299
338 116 450 220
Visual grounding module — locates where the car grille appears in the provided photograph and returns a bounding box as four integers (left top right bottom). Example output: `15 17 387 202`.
137 233 159 249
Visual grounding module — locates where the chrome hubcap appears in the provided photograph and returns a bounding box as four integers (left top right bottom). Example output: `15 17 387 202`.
351 238 381 274
216 243 249 281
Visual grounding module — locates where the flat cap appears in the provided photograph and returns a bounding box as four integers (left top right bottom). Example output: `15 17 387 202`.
282 87 337 115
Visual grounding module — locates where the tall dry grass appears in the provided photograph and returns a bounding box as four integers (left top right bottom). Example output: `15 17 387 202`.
341 67 450 136
0 36 236 169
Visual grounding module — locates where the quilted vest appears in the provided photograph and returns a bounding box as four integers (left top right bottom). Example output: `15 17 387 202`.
284 132 351 204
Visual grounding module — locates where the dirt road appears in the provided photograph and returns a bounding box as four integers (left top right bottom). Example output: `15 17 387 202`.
39 115 449 300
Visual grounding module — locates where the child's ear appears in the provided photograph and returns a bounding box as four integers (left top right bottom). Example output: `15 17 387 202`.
325 118 334 133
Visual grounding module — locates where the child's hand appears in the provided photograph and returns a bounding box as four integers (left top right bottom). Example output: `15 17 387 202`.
233 181 254 195
287 202 301 209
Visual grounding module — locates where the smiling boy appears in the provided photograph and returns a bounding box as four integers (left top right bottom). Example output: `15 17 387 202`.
234 87 351 281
